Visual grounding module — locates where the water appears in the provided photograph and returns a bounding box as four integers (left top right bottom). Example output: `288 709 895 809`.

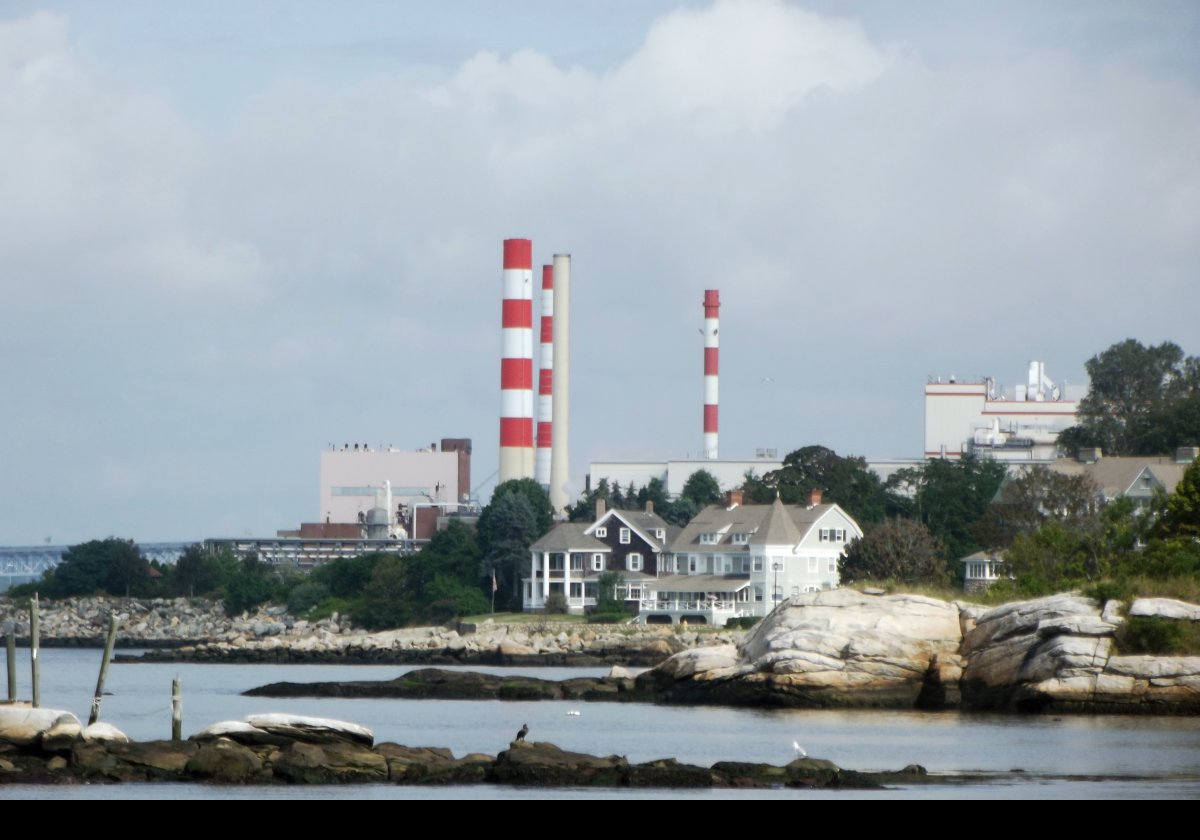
3 649 1199 799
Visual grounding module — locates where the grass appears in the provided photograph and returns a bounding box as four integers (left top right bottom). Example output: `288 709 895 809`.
460 611 589 625
1115 615 1200 655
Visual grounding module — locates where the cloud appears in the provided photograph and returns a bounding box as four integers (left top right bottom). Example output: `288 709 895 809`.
0 1 1197 543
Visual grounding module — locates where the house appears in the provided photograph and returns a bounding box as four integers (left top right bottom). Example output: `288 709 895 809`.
524 490 863 625
636 489 863 626
961 549 1008 594
523 500 677 615
1048 448 1195 506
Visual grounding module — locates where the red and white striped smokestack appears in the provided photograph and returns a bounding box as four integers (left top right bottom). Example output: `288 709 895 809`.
535 263 554 489
499 239 534 484
703 289 720 460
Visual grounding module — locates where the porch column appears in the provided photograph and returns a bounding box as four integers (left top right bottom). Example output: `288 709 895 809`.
541 551 551 600
564 554 572 606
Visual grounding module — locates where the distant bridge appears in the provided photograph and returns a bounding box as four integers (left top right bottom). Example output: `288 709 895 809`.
0 543 193 591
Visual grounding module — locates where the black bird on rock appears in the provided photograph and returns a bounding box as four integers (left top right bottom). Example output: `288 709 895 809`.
516 723 529 742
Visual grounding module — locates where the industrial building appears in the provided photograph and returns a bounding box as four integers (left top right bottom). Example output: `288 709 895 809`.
924 361 1084 462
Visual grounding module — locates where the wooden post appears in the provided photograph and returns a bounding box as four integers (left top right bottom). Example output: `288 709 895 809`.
171 678 182 741
5 628 15 702
88 614 120 726
30 593 40 708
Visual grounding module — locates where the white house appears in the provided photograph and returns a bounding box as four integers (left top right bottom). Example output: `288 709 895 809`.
639 489 863 626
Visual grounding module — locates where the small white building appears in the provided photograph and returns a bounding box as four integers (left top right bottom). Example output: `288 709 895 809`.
961 550 1008 594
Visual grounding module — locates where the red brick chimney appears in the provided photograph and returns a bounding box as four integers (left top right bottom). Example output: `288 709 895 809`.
645 500 655 515
595 497 606 521
725 489 744 509
808 488 823 508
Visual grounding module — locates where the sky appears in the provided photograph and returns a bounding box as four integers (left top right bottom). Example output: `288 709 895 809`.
1 0 1197 545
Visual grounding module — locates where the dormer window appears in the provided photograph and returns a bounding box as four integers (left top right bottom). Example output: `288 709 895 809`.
699 532 720 545
730 533 750 544
595 527 607 538
655 529 665 540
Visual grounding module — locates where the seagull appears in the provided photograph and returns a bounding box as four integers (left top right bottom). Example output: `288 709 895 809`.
566 710 581 717
793 741 807 758
517 723 529 742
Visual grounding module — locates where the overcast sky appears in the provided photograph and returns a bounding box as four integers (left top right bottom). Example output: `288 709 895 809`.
2 1 1197 545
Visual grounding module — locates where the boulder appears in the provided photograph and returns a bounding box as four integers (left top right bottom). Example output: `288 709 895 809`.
0 707 82 748
1129 598 1200 622
82 722 131 744
242 713 374 747
185 738 267 783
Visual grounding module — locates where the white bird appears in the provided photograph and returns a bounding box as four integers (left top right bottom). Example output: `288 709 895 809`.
793 741 807 758
566 710 582 717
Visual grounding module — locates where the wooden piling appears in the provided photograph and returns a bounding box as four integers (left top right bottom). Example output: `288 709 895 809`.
30 593 40 708
171 678 182 741
89 614 120 726
5 628 15 702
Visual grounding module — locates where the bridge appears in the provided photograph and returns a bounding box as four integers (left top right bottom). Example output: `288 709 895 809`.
0 543 193 591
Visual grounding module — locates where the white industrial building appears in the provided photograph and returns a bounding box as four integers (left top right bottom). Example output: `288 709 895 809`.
587 454 783 499
925 361 1084 462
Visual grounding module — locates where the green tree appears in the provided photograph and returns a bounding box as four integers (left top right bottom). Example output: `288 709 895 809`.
1059 339 1200 456
356 555 412 630
476 488 546 610
892 455 1007 567
680 468 722 507
594 570 627 617
753 445 890 524
172 544 238 597
842 518 948 585
636 477 670 514
46 538 149 598
976 466 1100 548
567 477 612 523
1004 520 1110 594
1154 457 1200 540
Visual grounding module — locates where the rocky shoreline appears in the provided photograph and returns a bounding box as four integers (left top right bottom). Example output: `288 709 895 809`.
0 706 1084 790
245 591 1200 715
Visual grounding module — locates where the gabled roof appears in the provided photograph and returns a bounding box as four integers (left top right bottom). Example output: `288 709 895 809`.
529 523 609 553
669 500 859 553
587 507 677 551
1050 456 1189 500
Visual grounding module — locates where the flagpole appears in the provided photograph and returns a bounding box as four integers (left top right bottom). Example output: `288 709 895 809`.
491 568 496 614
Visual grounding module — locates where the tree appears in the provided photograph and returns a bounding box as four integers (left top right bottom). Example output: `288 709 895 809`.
841 518 948 585
752 445 890 525
476 489 545 611
46 538 149 598
891 455 1007 566
976 466 1100 548
567 477 612 523
1059 339 1200 456
488 478 554 534
356 556 412 630
680 468 722 507
1154 457 1200 540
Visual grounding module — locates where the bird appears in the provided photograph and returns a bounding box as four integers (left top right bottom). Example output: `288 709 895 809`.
517 723 529 742
793 741 807 758
566 710 581 717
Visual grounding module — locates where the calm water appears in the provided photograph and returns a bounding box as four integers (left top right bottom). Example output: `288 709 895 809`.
3 648 1199 799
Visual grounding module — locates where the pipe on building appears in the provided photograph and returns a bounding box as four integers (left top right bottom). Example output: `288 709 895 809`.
703 289 720 460
500 239 535 484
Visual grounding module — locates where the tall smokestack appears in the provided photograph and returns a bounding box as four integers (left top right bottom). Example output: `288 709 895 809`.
703 289 720 459
535 264 554 489
549 254 571 514
499 239 534 484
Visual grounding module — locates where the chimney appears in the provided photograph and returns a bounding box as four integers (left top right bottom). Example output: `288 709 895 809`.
499 238 535 484
535 263 554 490
645 500 655 515
595 497 606 521
725 489 743 509
703 290 720 459
1175 446 1199 464
808 488 823 508
1078 447 1102 465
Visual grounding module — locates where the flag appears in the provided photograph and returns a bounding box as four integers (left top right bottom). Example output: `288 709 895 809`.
492 570 498 593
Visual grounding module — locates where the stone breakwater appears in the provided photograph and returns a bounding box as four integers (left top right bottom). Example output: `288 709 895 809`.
0 596 740 666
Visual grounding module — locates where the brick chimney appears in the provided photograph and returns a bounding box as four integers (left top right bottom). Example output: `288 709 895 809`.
807 488 823 508
725 489 743 509
595 497 606 521
645 500 655 515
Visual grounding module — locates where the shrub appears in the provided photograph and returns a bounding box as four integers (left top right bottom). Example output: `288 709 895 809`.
287 582 331 615
544 592 569 614
1116 616 1196 655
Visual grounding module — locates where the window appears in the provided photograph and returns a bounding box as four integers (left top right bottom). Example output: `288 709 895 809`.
619 528 631 544
569 582 582 599
595 527 607 538
753 556 763 572
827 558 836 573
699 532 719 545
628 553 643 572
592 553 604 572
820 528 846 543
754 585 764 602
571 554 585 571
628 586 643 600
549 554 564 572
730 533 750 544
655 529 665 540
689 555 699 573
